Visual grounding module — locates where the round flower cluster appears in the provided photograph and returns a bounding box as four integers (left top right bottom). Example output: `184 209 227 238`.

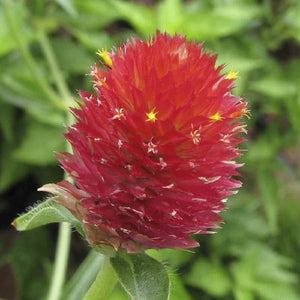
41 32 248 253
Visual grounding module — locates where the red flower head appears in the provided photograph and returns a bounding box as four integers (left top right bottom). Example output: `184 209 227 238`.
40 32 249 253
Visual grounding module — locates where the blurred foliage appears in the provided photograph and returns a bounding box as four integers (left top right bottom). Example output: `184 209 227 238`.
1 0 300 299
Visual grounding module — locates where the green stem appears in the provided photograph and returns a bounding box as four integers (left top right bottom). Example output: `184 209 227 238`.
46 222 72 300
36 25 74 108
34 18 77 300
63 251 104 300
45 107 74 300
83 257 118 300
3 0 65 111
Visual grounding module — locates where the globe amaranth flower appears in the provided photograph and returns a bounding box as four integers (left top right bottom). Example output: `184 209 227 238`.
40 32 249 253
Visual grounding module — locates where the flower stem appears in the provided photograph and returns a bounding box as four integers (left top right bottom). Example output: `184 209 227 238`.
3 0 65 111
83 257 118 300
33 21 76 300
46 222 72 300
63 251 104 300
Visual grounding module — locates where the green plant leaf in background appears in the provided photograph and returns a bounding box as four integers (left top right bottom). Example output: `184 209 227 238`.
0 55 65 125
73 0 119 29
0 101 15 142
232 243 299 300
0 0 35 57
5 228 53 300
257 169 279 235
0 142 29 192
111 253 170 300
157 0 185 35
251 77 297 100
50 38 94 75
111 0 157 34
182 1 261 40
13 122 65 166
186 258 232 297
147 248 193 269
55 0 78 17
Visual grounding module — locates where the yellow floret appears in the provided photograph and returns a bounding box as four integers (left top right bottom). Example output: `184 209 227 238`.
96 48 113 67
146 108 158 123
209 112 223 122
225 69 239 80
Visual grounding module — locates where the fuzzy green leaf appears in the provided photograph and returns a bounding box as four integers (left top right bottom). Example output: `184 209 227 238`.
13 199 84 235
111 253 170 300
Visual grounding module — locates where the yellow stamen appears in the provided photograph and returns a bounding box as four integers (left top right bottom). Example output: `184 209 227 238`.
96 48 113 67
241 107 251 119
209 112 223 122
146 38 153 47
146 108 158 123
230 107 251 119
225 69 238 80
94 77 108 88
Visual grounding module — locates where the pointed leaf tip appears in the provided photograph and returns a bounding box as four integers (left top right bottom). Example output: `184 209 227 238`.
13 199 84 235
11 219 17 228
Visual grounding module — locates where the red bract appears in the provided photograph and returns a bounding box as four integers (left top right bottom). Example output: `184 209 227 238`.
40 32 249 253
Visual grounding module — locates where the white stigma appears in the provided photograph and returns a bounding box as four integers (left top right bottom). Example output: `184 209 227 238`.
159 157 167 169
147 140 158 154
112 108 125 120
118 139 123 149
190 125 202 144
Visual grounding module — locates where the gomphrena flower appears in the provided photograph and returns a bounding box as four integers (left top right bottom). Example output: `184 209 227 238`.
40 32 249 253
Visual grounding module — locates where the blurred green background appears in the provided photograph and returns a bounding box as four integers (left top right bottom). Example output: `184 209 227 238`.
1 0 300 299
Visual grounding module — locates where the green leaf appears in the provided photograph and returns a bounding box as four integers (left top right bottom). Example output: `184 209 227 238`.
251 77 297 100
55 0 78 17
147 249 193 300
183 4 260 41
74 0 119 27
255 282 300 300
233 287 254 300
186 259 231 297
214 2 261 25
13 199 84 235
0 0 35 57
245 135 280 163
111 252 170 300
285 3 300 44
157 0 185 34
70 30 113 52
109 287 129 300
0 63 65 125
51 38 94 75
168 272 193 300
7 227 53 300
0 101 15 141
257 170 279 234
213 37 264 74
111 0 157 34
147 248 193 269
13 122 65 166
0 142 28 192
232 243 299 300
